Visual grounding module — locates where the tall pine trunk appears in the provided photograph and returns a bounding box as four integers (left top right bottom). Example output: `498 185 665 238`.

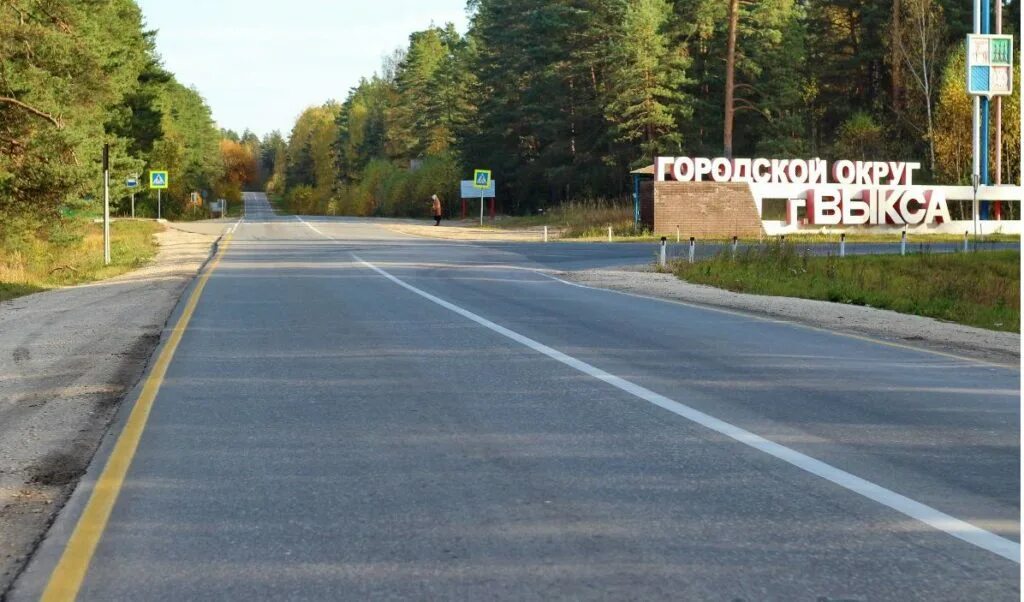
724 0 739 159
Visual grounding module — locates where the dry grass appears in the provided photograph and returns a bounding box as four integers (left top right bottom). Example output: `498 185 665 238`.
0 220 161 301
491 200 640 238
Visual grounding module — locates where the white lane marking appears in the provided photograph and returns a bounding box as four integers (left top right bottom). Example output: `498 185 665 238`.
351 252 1020 564
295 214 329 238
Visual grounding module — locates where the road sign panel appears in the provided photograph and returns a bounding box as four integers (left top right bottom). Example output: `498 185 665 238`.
150 171 169 189
461 180 496 198
473 169 492 189
966 34 1014 97
125 177 139 189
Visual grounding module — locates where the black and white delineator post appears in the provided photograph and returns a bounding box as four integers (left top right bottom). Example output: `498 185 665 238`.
102 144 111 266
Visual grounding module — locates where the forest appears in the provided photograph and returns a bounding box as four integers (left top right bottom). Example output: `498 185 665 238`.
1 0 1021 234
263 0 1021 218
0 0 257 247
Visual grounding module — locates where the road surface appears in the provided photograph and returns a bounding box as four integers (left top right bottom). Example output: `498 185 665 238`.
13 192 1020 600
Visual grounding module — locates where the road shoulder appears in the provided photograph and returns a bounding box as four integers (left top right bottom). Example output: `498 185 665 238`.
0 222 221 594
561 268 1020 367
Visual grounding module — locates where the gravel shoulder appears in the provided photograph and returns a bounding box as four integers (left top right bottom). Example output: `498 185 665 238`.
0 222 222 593
562 268 1021 367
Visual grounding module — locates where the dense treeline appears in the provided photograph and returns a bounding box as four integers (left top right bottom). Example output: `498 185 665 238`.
0 0 254 246
269 0 1020 218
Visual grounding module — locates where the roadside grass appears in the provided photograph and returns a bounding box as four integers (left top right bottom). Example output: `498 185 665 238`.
0 220 162 302
672 243 1020 332
489 200 639 238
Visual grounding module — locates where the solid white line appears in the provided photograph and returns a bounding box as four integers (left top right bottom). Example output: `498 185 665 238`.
351 252 1020 564
295 214 331 238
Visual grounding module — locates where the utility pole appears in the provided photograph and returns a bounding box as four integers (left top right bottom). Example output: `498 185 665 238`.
102 144 111 266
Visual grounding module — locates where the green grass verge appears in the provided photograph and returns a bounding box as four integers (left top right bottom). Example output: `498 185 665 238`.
672 244 1020 332
0 220 161 302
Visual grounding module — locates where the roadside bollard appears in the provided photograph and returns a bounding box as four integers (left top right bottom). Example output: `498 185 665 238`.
780 235 786 244
676 225 680 243
608 226 613 243
964 230 969 252
731 235 738 258
688 236 695 264
659 237 667 268
840 233 846 258
543 225 548 243
900 230 907 256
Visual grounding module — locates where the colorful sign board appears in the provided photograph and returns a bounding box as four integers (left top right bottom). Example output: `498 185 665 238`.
125 177 139 189
967 34 1013 97
149 170 169 190
473 169 492 189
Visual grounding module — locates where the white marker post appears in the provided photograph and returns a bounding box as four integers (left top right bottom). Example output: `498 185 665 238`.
102 144 111 265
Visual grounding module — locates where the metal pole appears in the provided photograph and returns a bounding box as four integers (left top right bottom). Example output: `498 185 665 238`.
972 174 980 241
972 0 982 210
659 237 667 268
158 189 162 220
102 144 110 266
479 195 484 226
131 192 135 219
688 237 695 264
994 0 1003 188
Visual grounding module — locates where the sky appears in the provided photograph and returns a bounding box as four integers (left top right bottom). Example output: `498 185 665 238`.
136 0 469 139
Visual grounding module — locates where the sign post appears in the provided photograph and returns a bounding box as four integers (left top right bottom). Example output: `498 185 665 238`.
102 144 110 265
125 175 139 218
473 169 492 226
150 170 169 219
966 28 1014 217
461 175 496 226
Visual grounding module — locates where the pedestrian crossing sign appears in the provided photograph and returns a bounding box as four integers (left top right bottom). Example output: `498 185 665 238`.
473 169 492 190
150 171 169 190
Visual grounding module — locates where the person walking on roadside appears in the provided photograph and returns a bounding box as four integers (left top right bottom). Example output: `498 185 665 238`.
431 194 443 226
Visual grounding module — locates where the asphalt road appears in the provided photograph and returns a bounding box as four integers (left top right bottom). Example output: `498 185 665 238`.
13 192 1020 600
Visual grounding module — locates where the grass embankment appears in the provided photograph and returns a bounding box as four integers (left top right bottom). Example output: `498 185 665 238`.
490 200 637 238
672 243 1020 332
0 220 161 302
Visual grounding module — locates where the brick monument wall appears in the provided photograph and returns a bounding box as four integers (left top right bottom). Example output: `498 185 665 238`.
651 181 764 238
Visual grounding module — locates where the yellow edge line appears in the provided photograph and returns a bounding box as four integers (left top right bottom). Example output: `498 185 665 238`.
40 234 232 602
